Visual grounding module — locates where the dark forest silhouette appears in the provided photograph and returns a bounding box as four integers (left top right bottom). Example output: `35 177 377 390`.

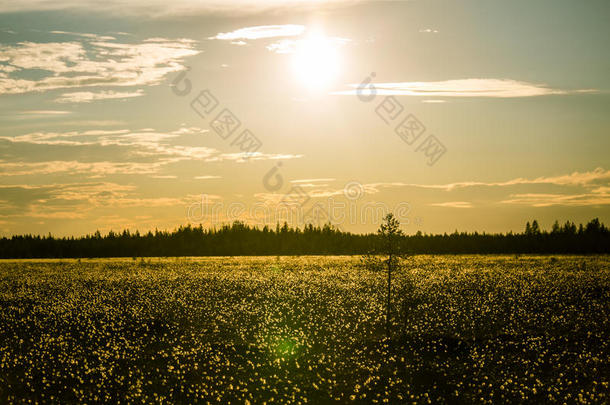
0 218 608 258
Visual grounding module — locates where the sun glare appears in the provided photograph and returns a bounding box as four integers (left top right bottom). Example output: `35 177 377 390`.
291 35 341 91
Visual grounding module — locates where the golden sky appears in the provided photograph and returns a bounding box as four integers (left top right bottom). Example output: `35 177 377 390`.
0 0 609 236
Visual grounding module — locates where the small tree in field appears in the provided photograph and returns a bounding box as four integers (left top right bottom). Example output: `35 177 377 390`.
361 213 411 338
379 213 403 337
359 214 400 336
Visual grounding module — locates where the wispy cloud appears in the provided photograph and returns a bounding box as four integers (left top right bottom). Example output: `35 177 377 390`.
266 36 350 54
265 40 299 54
0 182 195 221
194 175 222 180
209 25 305 41
419 28 439 34
49 30 116 41
27 210 88 219
50 120 126 127
501 191 610 207
290 178 336 183
54 90 144 103
0 128 219 164
430 201 473 208
366 168 610 192
0 1 362 16
333 79 597 98
0 126 304 177
19 110 72 115
0 127 205 148
0 160 170 177
207 152 303 163
0 38 199 95
294 169 610 208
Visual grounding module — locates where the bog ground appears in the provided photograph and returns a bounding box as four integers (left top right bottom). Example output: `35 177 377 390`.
0 256 608 404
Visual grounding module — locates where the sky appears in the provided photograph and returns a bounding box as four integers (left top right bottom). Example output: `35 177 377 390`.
0 0 609 236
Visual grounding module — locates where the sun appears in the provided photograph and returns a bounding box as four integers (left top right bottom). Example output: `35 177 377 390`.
291 34 341 91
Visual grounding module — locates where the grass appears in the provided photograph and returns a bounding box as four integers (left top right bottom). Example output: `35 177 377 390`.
0 255 608 404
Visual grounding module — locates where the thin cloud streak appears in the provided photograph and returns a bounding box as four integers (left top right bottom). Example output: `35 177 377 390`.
20 110 72 115
290 169 610 208
501 192 610 207
266 37 350 54
0 1 364 16
55 90 145 103
430 201 473 208
333 79 597 98
366 168 610 192
209 25 305 40
194 175 222 180
0 160 170 177
49 30 116 41
291 178 336 183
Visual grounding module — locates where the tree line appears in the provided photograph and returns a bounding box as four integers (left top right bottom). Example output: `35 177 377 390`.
0 218 608 258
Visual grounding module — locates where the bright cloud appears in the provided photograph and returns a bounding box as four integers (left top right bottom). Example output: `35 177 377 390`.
0 1 362 15
266 40 299 54
55 90 145 103
334 79 596 98
19 110 72 115
266 36 350 54
290 178 336 183
208 152 304 163
210 25 305 41
50 30 116 41
0 38 199 94
430 201 473 208
194 175 222 180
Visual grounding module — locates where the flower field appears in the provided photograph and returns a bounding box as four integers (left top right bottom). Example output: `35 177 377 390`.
0 255 608 404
